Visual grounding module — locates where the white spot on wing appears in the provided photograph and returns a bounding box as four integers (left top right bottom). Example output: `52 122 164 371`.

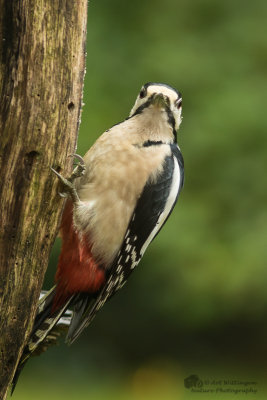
117 265 122 273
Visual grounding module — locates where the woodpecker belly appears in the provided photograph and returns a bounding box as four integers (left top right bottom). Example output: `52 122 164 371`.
74 135 172 267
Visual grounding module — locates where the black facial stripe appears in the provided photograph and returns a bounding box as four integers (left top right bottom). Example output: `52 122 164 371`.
166 107 177 143
143 140 164 147
139 86 147 98
130 95 154 117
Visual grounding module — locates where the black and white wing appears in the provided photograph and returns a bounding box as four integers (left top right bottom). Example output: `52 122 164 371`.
67 144 184 343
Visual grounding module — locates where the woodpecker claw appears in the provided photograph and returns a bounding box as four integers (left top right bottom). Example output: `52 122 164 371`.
50 167 61 179
51 154 86 202
69 153 86 167
59 192 68 198
68 154 86 181
50 167 81 203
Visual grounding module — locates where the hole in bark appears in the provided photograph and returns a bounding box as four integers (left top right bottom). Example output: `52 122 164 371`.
24 151 40 178
54 165 62 173
68 102 75 111
23 150 39 180
25 151 39 163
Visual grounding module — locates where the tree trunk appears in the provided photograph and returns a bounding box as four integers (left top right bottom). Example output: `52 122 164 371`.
0 1 88 398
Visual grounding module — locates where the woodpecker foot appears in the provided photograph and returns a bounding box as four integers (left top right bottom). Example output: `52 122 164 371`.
51 154 86 203
68 154 86 182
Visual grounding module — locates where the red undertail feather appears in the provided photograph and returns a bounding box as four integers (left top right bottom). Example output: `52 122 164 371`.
52 200 105 312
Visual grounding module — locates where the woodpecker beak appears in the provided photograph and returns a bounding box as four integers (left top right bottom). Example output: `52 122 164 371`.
151 93 168 108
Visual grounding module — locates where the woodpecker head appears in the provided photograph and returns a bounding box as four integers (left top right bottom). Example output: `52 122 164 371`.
129 83 182 133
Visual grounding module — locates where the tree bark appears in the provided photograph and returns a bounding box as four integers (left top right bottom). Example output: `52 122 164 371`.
0 1 88 398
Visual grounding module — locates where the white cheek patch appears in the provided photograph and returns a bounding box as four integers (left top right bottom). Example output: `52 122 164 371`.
174 107 182 130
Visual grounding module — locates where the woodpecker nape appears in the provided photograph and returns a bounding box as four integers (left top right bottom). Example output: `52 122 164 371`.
12 82 184 392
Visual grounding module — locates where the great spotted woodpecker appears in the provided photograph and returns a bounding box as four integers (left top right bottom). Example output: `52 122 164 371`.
12 82 184 389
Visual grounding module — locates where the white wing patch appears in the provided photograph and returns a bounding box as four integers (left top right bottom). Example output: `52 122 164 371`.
140 156 181 256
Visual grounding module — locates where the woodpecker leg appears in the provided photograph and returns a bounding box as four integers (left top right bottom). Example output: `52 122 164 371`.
51 154 86 203
68 154 86 182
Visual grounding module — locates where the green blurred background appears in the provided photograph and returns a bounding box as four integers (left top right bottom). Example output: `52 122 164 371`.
16 0 267 399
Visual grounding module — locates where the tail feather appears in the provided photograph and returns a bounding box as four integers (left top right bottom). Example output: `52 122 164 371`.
66 294 93 344
11 288 73 394
11 287 98 393
27 295 73 354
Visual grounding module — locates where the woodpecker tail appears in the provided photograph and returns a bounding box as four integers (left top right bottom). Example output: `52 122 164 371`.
11 287 73 394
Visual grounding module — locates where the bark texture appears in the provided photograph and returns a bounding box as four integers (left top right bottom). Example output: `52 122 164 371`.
0 1 88 397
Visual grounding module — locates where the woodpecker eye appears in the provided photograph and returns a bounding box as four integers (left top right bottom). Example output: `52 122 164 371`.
175 98 182 109
139 88 146 99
